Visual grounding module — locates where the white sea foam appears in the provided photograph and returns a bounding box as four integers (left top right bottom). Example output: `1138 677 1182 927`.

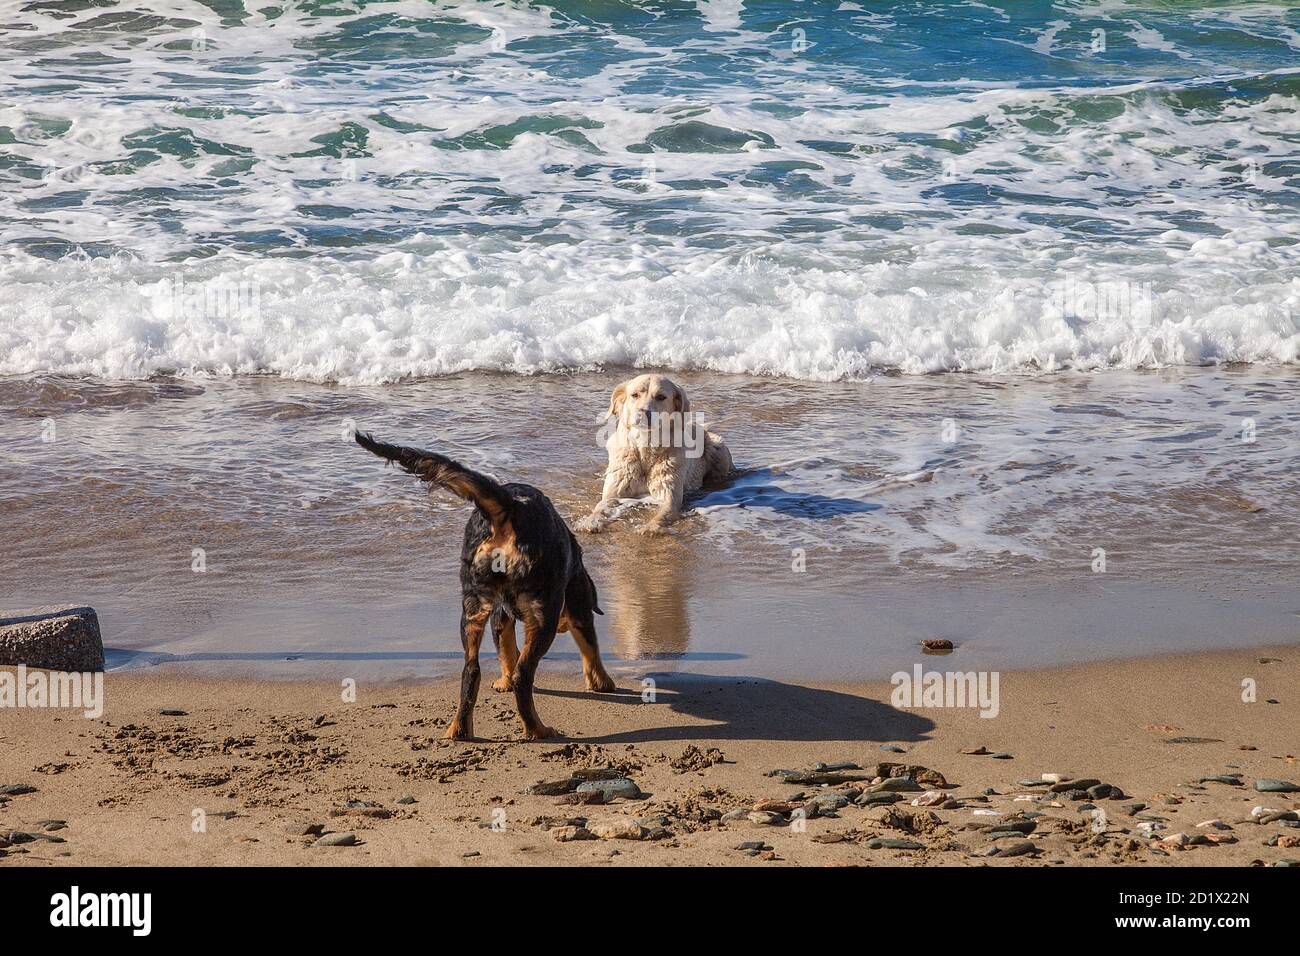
1 245 1295 383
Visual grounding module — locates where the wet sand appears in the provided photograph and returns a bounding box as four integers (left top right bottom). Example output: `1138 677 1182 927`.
2 645 1297 867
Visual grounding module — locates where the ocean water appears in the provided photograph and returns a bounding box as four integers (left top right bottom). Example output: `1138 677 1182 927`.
1 0 1297 379
1 2 1298 679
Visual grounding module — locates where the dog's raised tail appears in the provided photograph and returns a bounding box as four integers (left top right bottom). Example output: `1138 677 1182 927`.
354 431 512 528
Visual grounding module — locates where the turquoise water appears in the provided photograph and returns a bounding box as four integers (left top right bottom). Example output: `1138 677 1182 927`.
0 0 1296 379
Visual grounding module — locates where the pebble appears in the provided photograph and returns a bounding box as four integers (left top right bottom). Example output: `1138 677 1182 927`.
813 761 861 771
812 832 847 844
1198 775 1243 786
721 808 751 822
752 800 796 814
575 778 643 801
747 811 783 826
552 826 594 842
1050 778 1098 793
992 840 1038 857
396 795 417 805
37 820 67 832
911 790 946 807
864 837 924 850
920 639 954 653
1196 819 1231 830
159 709 188 717
869 777 923 793
880 744 906 753
960 746 989 755
463 851 480 858
0 784 36 796
856 792 903 807
528 777 582 796
1255 779 1300 793
1122 802 1147 814
1016 778 1049 787
735 841 769 851
990 819 1036 834
313 832 358 847
808 792 851 811
989 752 1013 760
588 818 645 841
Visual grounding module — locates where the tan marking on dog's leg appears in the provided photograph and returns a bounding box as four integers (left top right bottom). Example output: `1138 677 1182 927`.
569 615 615 693
514 611 559 740
492 615 518 693
444 604 489 740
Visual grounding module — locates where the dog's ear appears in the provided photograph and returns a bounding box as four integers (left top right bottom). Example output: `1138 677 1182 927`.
607 380 629 420
673 383 691 415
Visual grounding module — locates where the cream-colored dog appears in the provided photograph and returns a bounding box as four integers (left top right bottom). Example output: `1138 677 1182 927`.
578 374 733 533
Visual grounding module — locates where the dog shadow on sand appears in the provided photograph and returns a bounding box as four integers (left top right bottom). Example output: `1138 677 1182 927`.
538 672 933 746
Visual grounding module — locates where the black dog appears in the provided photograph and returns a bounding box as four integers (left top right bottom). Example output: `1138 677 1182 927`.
355 432 615 740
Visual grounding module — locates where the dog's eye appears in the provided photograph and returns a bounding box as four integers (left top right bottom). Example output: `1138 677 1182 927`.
655 394 666 401
631 390 642 396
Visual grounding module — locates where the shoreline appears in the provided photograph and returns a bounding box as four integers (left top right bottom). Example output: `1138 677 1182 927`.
2 643 1297 866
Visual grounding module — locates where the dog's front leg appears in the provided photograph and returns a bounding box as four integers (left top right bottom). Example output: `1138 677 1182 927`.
577 466 636 532
642 457 685 533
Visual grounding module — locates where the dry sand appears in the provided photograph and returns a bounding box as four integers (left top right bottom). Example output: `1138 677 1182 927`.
1 645 1297 866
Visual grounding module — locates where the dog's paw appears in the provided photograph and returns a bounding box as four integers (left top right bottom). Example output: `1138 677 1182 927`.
585 671 616 693
491 675 515 693
574 515 606 534
442 723 473 741
636 521 668 537
521 724 557 741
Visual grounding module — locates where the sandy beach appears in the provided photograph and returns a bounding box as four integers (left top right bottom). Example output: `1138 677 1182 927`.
2 645 1296 867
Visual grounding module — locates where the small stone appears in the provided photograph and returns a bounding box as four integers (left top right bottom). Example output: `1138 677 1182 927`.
920 639 954 653
462 851 480 858
869 777 923 793
961 746 989 755
734 841 769 851
313 832 357 847
528 777 581 796
1164 736 1222 744
720 808 751 822
752 799 796 814
865 837 924 850
812 832 846 844
1255 779 1300 793
880 744 906 753
1198 775 1243 786
37 820 67 832
396 795 417 805
993 840 1038 857
588 818 645 841
1196 819 1231 830
990 819 1036 834
1016 779 1049 787
989 752 1013 760
0 784 36 796
575 778 643 801
552 826 594 842
747 811 782 826
911 790 946 807
856 792 903 806
1041 773 1067 784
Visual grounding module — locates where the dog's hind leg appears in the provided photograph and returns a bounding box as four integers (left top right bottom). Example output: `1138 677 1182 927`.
445 601 490 740
564 579 615 693
491 609 518 693
514 603 561 740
